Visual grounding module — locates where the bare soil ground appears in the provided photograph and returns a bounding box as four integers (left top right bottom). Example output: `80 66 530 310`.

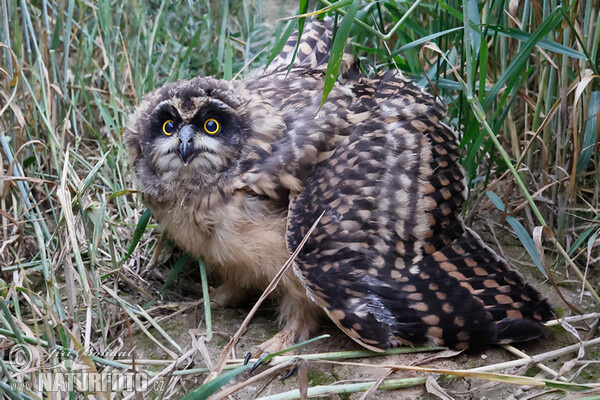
127 241 599 399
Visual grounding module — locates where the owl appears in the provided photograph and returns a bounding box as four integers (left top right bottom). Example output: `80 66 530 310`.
125 19 554 357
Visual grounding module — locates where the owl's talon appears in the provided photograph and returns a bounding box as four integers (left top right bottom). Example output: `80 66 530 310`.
280 366 296 380
243 352 252 366
250 352 270 374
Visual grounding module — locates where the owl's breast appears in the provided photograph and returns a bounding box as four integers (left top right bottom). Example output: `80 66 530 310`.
151 191 290 288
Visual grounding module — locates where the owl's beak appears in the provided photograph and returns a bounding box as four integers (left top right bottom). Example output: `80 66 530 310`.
177 125 197 166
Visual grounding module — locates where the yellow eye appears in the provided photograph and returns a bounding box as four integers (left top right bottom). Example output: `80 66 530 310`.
204 118 220 135
163 120 175 135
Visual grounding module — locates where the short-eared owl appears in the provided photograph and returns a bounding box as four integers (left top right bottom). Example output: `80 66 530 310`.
125 19 553 355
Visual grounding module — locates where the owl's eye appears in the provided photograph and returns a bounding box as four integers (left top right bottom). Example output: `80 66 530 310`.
163 120 175 136
204 118 220 135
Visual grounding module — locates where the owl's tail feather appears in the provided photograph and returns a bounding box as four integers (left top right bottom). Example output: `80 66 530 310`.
416 227 555 348
495 317 549 344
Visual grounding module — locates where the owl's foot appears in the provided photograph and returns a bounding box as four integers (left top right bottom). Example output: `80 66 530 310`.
244 289 322 372
256 327 298 355
244 327 300 372
246 351 296 379
248 352 269 373
209 282 245 309
247 354 296 379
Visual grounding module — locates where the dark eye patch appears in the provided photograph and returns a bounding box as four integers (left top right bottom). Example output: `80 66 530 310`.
190 103 235 132
188 102 248 148
148 103 182 138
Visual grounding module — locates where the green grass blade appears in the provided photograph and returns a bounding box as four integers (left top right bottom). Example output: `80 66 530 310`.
482 7 564 110
486 24 587 59
144 0 166 90
224 33 232 80
61 0 75 93
0 299 26 345
576 91 599 174
264 19 297 70
78 150 109 196
180 363 253 400
216 0 229 76
0 378 28 400
320 0 360 108
199 257 212 341
121 208 152 264
394 27 463 53
258 377 427 400
466 0 481 59
160 253 191 294
285 0 309 76
486 192 547 277
306 0 353 17
505 217 547 278
89 200 108 267
435 0 463 21
567 213 600 256
477 28 489 103
181 335 330 400
264 334 330 359
436 5 589 60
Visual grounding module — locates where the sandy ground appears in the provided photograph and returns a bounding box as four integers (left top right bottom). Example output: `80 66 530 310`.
127 251 599 399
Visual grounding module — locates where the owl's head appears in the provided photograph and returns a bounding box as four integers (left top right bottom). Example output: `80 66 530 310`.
125 76 284 201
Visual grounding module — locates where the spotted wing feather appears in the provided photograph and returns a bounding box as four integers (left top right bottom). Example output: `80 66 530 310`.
266 18 355 76
287 71 554 350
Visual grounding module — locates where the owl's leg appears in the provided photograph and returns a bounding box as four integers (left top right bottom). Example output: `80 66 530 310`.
210 281 246 309
246 285 322 371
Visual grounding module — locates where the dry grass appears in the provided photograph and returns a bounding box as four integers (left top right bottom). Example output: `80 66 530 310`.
0 0 599 399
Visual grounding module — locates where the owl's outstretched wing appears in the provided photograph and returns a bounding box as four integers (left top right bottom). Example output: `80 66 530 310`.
286 71 554 351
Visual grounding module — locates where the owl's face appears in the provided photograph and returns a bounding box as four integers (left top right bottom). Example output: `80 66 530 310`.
145 96 245 172
126 77 262 198
135 79 247 173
